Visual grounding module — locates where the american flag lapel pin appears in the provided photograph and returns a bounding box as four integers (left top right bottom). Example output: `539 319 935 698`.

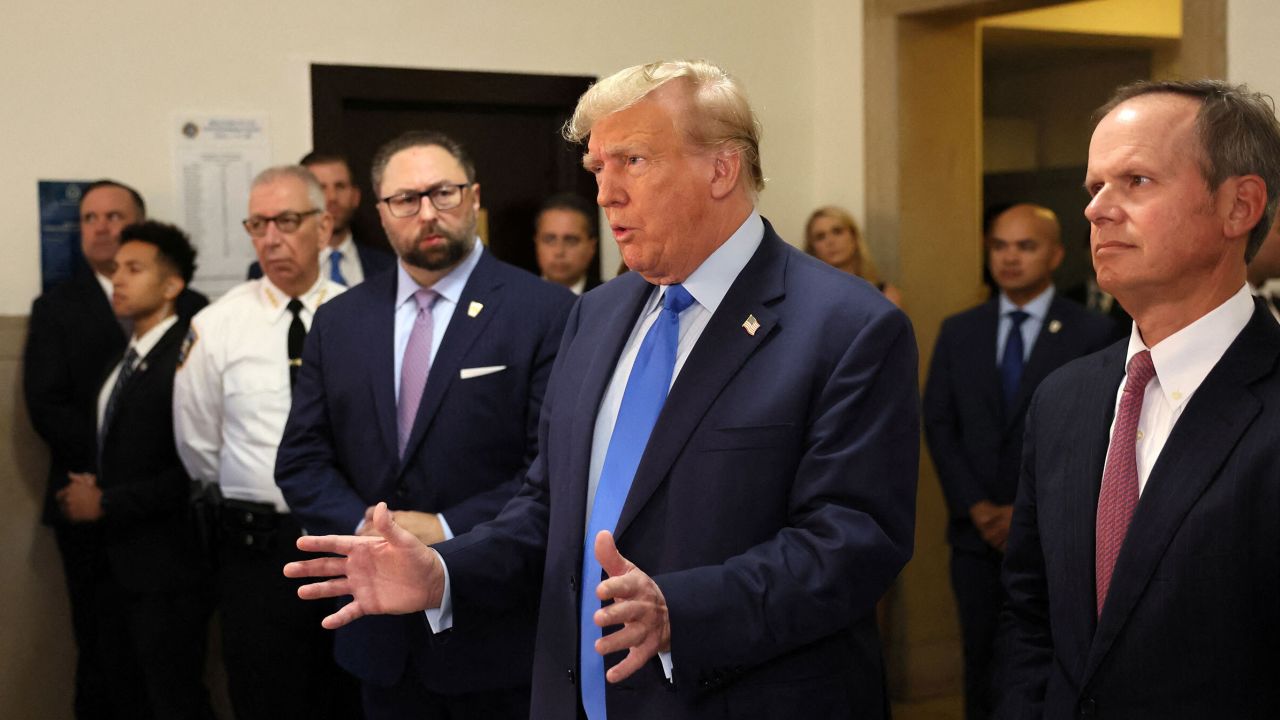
742 314 760 336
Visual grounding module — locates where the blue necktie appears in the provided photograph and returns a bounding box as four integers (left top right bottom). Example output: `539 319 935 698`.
329 250 347 286
1000 310 1030 412
580 283 694 720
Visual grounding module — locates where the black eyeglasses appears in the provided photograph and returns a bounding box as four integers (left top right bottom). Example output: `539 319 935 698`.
380 184 469 218
243 209 321 237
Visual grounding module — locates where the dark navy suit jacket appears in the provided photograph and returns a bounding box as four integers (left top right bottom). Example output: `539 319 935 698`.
435 222 919 719
924 295 1114 551
996 302 1280 719
248 241 395 282
276 250 573 693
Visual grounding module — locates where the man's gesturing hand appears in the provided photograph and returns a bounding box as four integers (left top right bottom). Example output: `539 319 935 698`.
591 530 671 683
283 502 444 629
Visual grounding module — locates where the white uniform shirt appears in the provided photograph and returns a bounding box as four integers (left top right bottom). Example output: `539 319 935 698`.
173 275 346 512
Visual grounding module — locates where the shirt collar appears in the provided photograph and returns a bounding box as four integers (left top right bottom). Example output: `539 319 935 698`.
570 276 587 295
1126 283 1255 410
655 210 763 315
322 233 356 263
129 314 179 361
396 238 484 310
259 273 334 322
1257 278 1280 298
998 284 1055 320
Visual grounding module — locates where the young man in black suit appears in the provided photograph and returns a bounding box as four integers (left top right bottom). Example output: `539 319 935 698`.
534 192 601 294
23 180 206 719
58 221 214 719
924 203 1114 720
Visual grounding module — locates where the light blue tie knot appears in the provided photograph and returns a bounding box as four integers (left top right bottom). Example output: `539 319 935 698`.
662 283 694 315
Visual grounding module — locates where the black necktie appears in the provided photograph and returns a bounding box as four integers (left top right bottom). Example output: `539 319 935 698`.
287 299 306 389
98 347 140 469
1000 310 1029 413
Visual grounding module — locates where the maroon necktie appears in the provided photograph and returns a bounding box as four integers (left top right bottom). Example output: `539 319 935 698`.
1095 350 1157 616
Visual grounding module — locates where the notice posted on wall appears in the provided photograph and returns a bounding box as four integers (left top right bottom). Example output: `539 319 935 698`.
37 180 93 292
172 114 270 297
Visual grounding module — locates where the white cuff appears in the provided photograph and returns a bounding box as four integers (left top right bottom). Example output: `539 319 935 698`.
437 514 455 540
658 650 674 681
423 548 453 633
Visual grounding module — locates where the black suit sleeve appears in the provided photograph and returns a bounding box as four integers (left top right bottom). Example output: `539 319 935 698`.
923 318 987 517
23 295 97 473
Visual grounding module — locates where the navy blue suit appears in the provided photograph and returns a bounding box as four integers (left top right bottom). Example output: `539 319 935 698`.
435 222 919 719
996 301 1280 719
248 241 395 282
924 295 1113 719
276 250 574 702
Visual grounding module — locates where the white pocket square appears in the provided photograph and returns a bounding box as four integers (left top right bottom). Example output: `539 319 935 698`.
459 365 507 380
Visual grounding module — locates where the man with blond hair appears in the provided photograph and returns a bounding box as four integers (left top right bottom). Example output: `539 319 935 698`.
997 80 1280 718
288 60 919 719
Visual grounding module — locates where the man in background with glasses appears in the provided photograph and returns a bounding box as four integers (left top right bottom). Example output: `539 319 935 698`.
247 151 396 287
534 192 601 294
173 165 355 720
276 131 575 719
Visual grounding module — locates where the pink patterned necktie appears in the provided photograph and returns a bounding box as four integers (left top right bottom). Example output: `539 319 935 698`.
398 288 438 457
1095 349 1157 616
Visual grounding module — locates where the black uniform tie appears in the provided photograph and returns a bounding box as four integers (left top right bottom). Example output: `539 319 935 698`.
287 299 306 389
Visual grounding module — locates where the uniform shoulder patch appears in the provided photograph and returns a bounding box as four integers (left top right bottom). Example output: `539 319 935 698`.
177 326 199 370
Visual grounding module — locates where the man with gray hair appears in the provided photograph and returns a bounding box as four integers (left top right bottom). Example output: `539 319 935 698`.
173 165 354 719
287 59 919 719
997 80 1280 717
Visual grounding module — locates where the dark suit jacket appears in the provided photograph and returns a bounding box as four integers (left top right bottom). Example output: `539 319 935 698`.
996 301 1280 719
924 295 1115 551
276 250 574 692
96 318 208 594
25 272 206 525
247 241 395 282
435 222 920 719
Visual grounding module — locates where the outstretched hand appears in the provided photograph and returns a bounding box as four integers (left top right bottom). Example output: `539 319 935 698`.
283 502 445 629
591 531 671 683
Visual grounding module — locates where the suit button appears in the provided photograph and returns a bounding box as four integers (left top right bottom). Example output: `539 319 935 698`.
395 484 409 500
1079 698 1096 717
566 667 575 684
243 534 254 547
243 511 254 523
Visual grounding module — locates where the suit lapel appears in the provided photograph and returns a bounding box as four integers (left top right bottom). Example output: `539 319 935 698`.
1009 296 1067 427
565 276 654 534
1052 344 1125 676
1083 307 1279 683
971 302 1005 425
361 272 401 463
614 234 786 539
104 319 185 437
399 252 503 471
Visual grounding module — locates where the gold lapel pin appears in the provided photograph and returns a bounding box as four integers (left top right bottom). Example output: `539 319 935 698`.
468 301 484 318
1048 320 1062 334
742 314 760 336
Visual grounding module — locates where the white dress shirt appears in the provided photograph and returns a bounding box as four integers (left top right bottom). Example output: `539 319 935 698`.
94 271 113 301
98 314 179 431
1107 284 1254 495
996 285 1055 362
173 275 345 512
321 233 364 287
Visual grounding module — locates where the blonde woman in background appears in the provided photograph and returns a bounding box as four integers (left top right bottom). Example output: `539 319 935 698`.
805 206 903 307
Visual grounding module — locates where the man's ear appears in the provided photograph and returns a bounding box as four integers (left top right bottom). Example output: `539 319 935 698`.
1222 174 1267 242
163 275 184 302
709 148 742 200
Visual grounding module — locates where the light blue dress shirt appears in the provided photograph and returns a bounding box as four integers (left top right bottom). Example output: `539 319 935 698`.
996 285 1055 363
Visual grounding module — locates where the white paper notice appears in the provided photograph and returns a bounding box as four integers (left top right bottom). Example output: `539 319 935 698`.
172 115 270 297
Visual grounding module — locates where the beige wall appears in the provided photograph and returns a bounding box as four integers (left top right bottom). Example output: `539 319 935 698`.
1229 0 1280 94
0 0 866 315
